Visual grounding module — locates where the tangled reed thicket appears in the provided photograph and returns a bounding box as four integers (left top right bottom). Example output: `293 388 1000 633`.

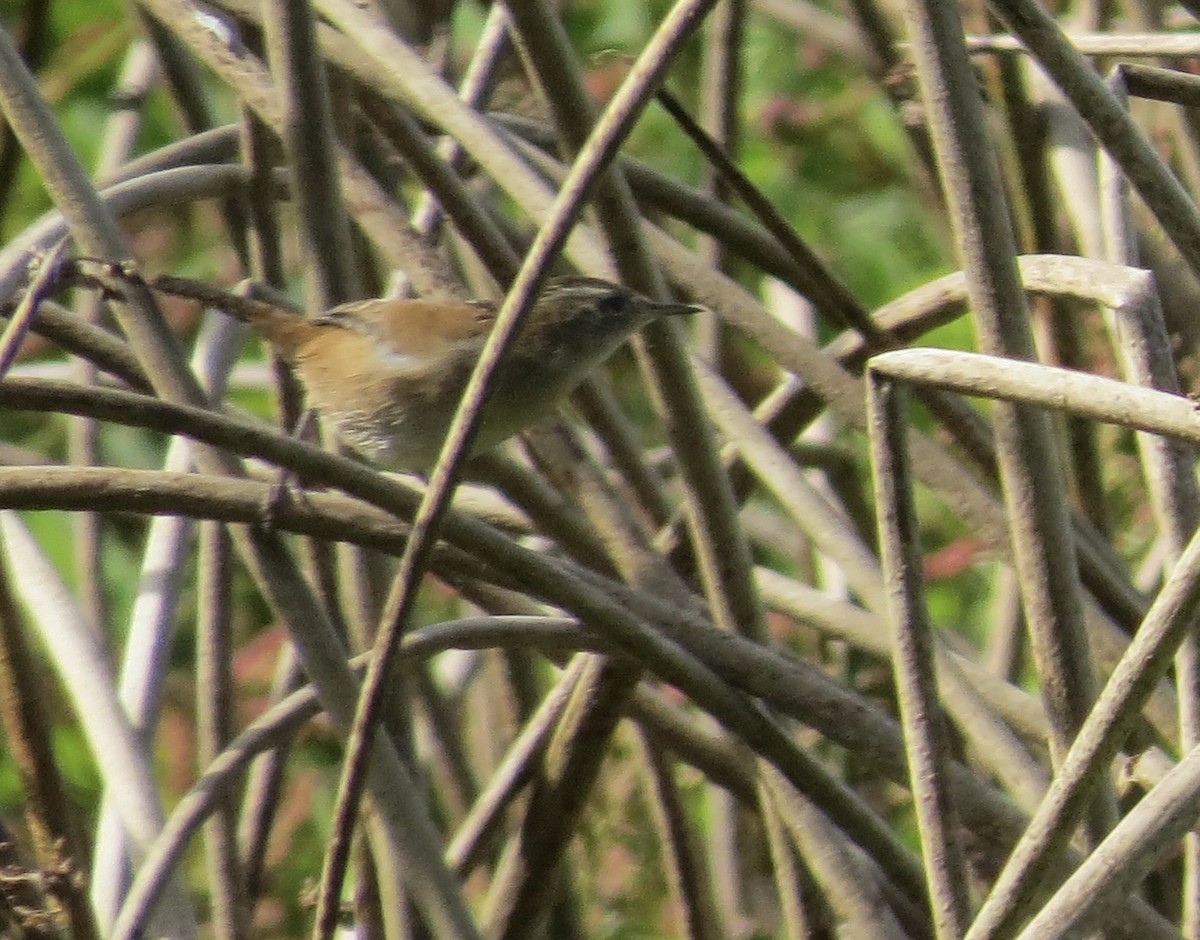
3 1 1200 938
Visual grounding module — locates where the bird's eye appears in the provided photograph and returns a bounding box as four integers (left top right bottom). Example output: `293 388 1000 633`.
597 292 626 315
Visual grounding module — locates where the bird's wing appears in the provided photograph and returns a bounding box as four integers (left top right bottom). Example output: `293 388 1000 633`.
315 297 496 361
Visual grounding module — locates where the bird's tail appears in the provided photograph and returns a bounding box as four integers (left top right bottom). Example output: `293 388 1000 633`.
148 275 311 358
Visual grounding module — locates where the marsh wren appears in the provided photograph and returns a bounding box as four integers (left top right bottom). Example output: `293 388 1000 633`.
210 277 700 468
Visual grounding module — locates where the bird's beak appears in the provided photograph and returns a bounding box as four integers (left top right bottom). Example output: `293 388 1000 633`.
650 299 705 317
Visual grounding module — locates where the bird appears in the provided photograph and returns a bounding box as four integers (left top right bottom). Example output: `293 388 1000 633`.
159 275 702 469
